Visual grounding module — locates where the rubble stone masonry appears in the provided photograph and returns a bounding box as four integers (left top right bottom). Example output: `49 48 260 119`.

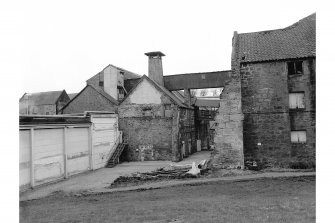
241 59 315 168
118 117 173 161
210 72 245 169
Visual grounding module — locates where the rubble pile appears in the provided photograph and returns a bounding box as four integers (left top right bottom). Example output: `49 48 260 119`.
110 160 209 187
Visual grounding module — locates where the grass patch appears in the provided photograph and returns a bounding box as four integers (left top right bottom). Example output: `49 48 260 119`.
20 176 315 223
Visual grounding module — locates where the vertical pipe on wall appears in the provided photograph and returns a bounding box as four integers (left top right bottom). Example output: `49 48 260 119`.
63 127 68 178
30 128 35 188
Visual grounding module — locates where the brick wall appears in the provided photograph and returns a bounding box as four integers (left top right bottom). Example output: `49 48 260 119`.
62 86 117 114
119 117 173 161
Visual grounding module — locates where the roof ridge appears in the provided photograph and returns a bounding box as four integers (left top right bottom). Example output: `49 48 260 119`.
107 64 141 78
88 84 119 105
167 70 230 76
25 90 64 95
238 13 316 36
120 75 190 108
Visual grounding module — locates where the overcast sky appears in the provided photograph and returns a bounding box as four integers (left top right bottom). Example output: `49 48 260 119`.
3 0 316 95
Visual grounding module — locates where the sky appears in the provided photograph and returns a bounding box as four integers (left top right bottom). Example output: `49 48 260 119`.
2 0 317 96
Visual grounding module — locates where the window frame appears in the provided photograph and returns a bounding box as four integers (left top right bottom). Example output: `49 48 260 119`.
291 130 307 144
289 92 305 110
287 61 303 75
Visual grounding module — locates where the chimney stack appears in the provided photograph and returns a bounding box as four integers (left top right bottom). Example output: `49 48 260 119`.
145 51 165 86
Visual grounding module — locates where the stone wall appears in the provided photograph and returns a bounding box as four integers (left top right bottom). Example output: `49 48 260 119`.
240 62 289 113
119 117 173 161
288 58 315 168
62 86 117 114
210 73 244 169
240 59 315 168
118 104 195 162
243 113 291 167
289 111 315 168
209 31 244 169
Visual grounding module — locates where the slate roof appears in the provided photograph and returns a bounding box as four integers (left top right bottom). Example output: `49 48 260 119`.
60 85 118 111
171 91 185 103
68 93 77 100
88 84 119 105
120 75 191 109
194 98 220 107
124 78 141 93
238 13 316 63
20 90 65 106
86 64 141 87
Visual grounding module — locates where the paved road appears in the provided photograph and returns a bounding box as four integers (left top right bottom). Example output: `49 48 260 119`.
20 151 212 201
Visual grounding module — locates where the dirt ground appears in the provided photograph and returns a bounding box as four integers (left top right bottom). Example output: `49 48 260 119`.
20 176 315 223
20 151 212 201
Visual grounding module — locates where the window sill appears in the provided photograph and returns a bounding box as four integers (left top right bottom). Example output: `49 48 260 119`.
289 108 306 112
288 73 304 77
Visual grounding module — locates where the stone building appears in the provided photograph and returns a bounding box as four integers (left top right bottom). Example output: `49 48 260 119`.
211 13 316 169
118 52 196 162
62 64 140 114
19 90 70 115
59 13 315 169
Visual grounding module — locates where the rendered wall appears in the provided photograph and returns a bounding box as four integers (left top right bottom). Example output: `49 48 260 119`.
103 65 118 100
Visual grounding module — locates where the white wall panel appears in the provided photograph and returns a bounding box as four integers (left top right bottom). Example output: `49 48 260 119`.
19 130 31 187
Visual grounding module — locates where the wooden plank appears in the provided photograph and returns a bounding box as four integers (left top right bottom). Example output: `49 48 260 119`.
88 125 93 170
30 128 35 188
63 127 68 179
19 130 31 188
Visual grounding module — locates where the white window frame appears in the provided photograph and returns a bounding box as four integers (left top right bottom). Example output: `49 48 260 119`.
291 131 307 143
289 92 305 109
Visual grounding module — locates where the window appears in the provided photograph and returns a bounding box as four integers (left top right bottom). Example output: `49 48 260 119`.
142 107 152 116
164 104 171 110
291 131 306 143
118 88 124 100
164 104 172 117
99 81 103 87
288 61 303 75
289 92 305 109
